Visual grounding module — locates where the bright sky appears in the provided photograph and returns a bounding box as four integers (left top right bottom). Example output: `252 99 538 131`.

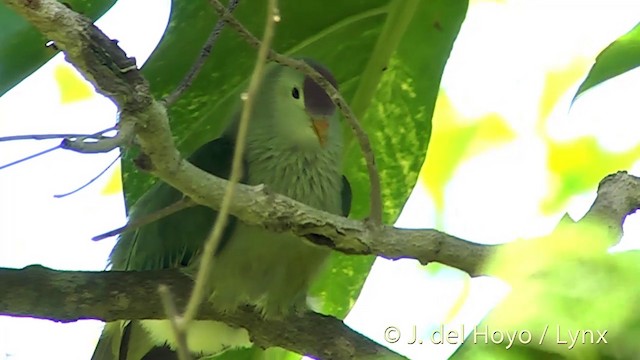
0 0 639 359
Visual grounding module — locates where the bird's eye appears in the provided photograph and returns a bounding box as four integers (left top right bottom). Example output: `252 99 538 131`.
291 87 300 99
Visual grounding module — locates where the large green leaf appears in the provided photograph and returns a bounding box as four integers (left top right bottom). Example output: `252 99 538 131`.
121 0 467 357
574 21 640 101
0 0 116 97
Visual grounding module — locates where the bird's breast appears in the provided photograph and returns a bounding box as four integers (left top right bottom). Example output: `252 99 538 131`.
246 149 343 213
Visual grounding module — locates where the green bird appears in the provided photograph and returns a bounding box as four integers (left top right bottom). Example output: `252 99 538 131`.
91 59 352 360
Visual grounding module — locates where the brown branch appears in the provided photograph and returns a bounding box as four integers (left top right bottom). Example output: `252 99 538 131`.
209 0 384 226
579 171 640 246
162 0 241 107
0 265 405 360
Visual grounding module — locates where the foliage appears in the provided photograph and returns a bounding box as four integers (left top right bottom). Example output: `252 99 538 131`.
453 221 640 359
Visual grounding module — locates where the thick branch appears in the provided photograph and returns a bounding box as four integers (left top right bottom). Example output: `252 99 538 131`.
0 265 404 360
580 171 640 246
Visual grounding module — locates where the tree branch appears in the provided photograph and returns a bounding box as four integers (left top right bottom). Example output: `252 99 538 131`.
579 171 640 246
0 265 405 360
0 126 117 170
59 122 133 153
161 0 241 107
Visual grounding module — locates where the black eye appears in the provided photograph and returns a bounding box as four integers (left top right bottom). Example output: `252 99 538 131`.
291 87 300 99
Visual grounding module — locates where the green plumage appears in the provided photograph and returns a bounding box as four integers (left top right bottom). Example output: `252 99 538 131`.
92 60 351 360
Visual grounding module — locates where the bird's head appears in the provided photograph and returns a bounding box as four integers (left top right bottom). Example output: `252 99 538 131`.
250 59 342 154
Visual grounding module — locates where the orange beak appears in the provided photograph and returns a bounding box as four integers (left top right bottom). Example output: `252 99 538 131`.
311 117 329 147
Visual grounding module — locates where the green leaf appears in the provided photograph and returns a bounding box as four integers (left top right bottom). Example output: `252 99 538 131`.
0 0 116 97
452 224 640 359
345 0 468 225
573 21 640 101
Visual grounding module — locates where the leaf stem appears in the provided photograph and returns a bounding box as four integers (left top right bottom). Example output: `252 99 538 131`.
181 0 279 326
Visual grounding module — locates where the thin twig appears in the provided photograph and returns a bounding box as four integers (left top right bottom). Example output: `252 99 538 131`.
60 123 132 154
0 133 108 142
92 197 196 241
162 0 241 107
158 285 192 360
0 126 118 171
0 126 116 143
208 0 384 226
54 153 121 198
0 145 60 171
182 0 279 325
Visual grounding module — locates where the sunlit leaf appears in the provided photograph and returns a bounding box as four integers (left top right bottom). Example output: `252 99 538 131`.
454 222 640 359
442 273 471 324
53 64 95 104
100 163 122 196
420 92 515 226
542 137 640 214
538 57 591 121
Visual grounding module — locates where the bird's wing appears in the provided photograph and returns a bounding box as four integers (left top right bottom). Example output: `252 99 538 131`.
92 135 245 360
110 135 243 271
